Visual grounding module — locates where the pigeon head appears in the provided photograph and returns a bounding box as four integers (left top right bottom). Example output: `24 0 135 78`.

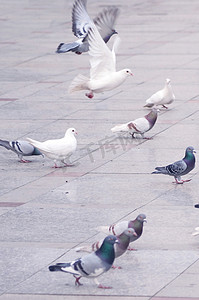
123 228 137 238
125 69 133 76
65 128 78 136
137 214 147 223
186 146 196 154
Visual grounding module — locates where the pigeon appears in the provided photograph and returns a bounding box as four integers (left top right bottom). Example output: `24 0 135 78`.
192 227 199 236
111 108 158 139
152 146 196 184
57 0 119 54
0 139 43 163
27 128 77 168
97 214 147 251
68 22 133 98
76 228 137 261
49 235 118 289
144 79 175 109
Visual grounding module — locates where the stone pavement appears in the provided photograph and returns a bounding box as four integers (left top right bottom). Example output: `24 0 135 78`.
0 0 199 299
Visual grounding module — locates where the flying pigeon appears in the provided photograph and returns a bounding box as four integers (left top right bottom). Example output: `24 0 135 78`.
152 146 196 184
27 128 77 168
49 235 118 289
68 22 133 98
97 214 147 251
192 227 199 236
111 108 158 139
57 0 119 55
76 228 137 260
0 139 43 163
144 79 175 109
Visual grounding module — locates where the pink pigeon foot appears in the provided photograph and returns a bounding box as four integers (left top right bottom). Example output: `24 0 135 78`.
98 284 112 289
20 159 31 163
85 91 94 99
128 247 137 251
112 265 122 269
173 178 192 184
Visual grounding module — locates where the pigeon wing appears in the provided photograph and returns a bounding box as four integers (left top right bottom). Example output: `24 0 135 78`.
79 252 107 277
72 0 92 38
132 117 150 133
14 141 35 155
166 160 187 176
94 7 119 42
88 24 116 80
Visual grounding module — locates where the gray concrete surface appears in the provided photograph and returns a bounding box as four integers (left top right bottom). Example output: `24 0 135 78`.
0 0 199 299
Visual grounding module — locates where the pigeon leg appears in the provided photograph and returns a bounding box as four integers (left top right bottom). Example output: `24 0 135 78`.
74 275 83 286
85 91 94 99
173 177 184 184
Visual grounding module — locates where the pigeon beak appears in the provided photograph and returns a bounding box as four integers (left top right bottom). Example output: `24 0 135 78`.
133 232 138 237
143 219 147 223
115 239 119 244
193 150 196 153
130 72 134 76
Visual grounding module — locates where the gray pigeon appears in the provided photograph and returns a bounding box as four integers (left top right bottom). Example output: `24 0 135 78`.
0 139 43 162
76 228 137 260
111 108 158 139
152 146 196 184
57 0 119 54
49 235 118 289
144 78 175 109
98 214 147 251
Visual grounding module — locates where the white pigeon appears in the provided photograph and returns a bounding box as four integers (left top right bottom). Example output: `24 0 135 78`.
144 78 175 109
111 108 158 139
68 23 133 98
192 227 199 236
27 128 77 168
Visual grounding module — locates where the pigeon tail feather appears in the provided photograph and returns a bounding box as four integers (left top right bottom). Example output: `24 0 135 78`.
111 123 129 133
144 102 154 108
49 262 71 272
152 166 167 174
68 74 89 94
56 42 79 53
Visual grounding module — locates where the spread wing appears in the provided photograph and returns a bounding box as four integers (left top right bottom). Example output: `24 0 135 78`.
72 0 92 38
88 24 117 80
94 7 119 42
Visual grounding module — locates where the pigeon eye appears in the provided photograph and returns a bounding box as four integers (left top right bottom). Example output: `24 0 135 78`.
72 130 75 132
